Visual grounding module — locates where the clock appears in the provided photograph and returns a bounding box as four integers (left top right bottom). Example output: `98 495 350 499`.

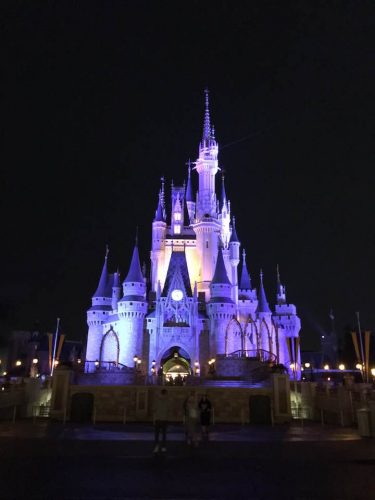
171 289 183 301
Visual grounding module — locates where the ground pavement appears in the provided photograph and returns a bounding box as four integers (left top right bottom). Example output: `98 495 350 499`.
0 420 374 499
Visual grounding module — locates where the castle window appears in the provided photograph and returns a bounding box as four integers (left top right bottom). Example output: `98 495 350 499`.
206 241 208 248
175 213 181 221
174 225 181 234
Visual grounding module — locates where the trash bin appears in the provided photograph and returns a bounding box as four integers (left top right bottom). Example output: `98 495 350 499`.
357 408 371 437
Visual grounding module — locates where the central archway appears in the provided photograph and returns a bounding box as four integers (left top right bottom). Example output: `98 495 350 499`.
160 346 191 381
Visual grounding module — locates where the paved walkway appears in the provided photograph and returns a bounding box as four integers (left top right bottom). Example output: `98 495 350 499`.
0 420 374 499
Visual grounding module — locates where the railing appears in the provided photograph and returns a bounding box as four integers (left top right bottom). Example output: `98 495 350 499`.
84 360 131 372
226 349 277 363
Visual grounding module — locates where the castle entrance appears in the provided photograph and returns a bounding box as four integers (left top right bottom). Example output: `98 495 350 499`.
161 346 191 384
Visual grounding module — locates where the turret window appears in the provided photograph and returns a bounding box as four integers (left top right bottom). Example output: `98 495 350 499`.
175 213 181 221
174 225 181 234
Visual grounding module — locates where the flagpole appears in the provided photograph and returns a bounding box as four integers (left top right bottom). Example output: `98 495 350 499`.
355 312 366 381
51 317 60 376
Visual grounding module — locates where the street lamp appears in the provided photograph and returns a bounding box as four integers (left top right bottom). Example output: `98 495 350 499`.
32 358 38 364
15 360 22 367
338 364 345 371
323 364 329 370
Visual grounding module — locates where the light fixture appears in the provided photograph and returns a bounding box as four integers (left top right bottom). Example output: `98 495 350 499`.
355 363 362 370
323 364 329 370
327 377 331 381
304 362 310 368
137 359 142 365
289 363 295 370
133 355 138 363
152 360 156 367
371 368 375 377
32 358 38 364
77 359 82 364
54 360 59 366
15 360 22 367
94 360 99 367
2 371 7 376
338 364 345 371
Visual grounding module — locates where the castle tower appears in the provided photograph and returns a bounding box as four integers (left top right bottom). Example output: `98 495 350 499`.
151 189 167 291
272 268 301 378
117 242 148 367
256 270 273 354
208 246 236 356
86 247 113 370
192 90 221 296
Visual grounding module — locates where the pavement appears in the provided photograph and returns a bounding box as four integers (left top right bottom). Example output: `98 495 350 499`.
0 420 374 499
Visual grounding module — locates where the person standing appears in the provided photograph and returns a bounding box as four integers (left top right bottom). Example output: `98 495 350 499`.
183 391 199 446
198 394 212 440
153 388 169 453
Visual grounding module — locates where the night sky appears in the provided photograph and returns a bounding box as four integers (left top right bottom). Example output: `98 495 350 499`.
2 1 374 350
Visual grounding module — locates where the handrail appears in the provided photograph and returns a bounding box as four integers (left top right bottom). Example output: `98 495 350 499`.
84 360 131 372
226 349 277 363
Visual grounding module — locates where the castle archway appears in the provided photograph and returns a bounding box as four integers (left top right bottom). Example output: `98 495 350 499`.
160 346 191 382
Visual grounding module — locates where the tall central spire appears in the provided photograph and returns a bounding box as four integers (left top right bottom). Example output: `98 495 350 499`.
203 88 211 141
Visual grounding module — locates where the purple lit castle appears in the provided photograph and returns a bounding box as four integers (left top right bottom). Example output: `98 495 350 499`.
85 91 301 381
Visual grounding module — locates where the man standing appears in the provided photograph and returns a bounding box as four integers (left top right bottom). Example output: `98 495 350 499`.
153 388 169 453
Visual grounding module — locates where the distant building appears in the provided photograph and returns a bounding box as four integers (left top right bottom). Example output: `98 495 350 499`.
5 330 82 377
85 92 302 379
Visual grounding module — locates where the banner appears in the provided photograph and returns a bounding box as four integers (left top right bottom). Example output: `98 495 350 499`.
351 331 361 363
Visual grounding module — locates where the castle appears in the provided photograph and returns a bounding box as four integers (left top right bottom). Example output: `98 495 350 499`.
85 91 301 380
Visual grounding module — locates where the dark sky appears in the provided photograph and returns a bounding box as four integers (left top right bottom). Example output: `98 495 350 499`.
2 1 374 350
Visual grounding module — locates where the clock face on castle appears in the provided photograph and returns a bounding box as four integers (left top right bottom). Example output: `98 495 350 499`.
171 289 183 302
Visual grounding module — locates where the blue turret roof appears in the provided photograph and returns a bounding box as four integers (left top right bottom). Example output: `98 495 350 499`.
229 217 240 243
240 249 251 290
211 247 231 285
124 244 144 283
154 192 165 222
256 270 271 313
185 164 194 203
93 248 110 298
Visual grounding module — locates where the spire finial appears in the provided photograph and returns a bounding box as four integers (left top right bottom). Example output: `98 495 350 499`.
242 248 246 262
277 264 281 284
105 244 109 259
135 227 138 246
260 268 263 282
203 88 211 141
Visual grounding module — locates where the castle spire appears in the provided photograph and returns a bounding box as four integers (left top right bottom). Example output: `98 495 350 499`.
185 160 193 202
154 190 164 222
276 264 286 304
203 88 211 141
257 269 271 313
220 173 227 210
240 249 251 290
124 240 144 283
93 245 110 297
229 216 239 243
211 247 231 285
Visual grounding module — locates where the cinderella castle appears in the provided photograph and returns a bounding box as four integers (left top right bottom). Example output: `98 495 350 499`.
85 91 301 381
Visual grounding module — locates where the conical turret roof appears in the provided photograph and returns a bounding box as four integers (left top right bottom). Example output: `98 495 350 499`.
256 270 271 313
93 247 110 297
229 217 240 243
211 247 231 285
124 244 144 283
240 249 251 290
154 192 164 222
185 163 194 202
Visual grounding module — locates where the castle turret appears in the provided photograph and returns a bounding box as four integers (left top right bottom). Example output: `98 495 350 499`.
151 188 167 291
276 264 286 305
229 217 240 303
111 270 121 312
208 247 235 356
117 242 148 367
256 270 273 354
219 174 231 247
86 247 113 370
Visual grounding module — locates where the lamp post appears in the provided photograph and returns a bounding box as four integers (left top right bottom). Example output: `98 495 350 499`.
194 361 200 376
